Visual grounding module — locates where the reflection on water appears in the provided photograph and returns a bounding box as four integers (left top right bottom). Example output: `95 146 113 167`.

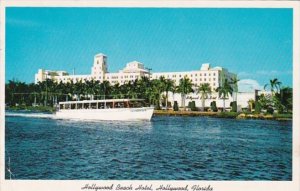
5 112 292 180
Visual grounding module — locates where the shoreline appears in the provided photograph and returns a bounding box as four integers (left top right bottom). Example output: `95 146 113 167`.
5 106 292 121
153 110 292 121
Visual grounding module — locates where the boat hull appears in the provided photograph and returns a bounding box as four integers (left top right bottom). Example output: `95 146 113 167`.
55 107 154 121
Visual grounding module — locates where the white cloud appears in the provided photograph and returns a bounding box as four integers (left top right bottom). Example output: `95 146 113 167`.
238 79 264 93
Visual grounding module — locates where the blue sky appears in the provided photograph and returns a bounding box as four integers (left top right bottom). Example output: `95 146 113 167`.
6 8 293 90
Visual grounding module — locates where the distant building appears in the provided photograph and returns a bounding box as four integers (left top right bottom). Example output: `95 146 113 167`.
35 53 236 90
151 63 236 90
35 53 150 85
35 53 242 108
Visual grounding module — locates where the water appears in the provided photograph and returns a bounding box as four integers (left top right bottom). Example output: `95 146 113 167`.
5 111 292 180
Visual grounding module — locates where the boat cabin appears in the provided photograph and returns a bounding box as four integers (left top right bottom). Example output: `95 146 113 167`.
58 99 148 110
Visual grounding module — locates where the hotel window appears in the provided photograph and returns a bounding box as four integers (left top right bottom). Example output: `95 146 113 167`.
179 75 181 77
204 73 206 76
213 83 215 86
195 79 197 81
213 73 216 76
191 74 193 77
204 78 206 81
209 79 211 81
209 73 211 76
213 78 216 81
195 74 197 76
200 74 202 76
200 78 202 81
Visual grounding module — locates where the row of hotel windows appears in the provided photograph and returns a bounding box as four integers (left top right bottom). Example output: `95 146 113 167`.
108 79 218 86
56 76 217 83
152 76 217 81
152 72 217 79
92 74 139 80
53 77 217 86
93 68 218 78
108 80 218 87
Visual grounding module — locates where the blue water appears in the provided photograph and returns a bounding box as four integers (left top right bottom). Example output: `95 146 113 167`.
5 112 292 180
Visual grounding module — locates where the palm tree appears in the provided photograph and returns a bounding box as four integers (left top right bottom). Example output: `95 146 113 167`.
276 87 293 112
158 76 167 108
125 81 138 99
64 81 74 101
6 80 17 106
56 81 66 103
196 83 212 111
85 79 97 100
177 76 193 111
171 83 178 108
264 78 281 95
216 79 233 112
74 80 84 101
137 76 151 102
100 80 111 100
163 79 175 110
47 80 58 106
38 79 56 106
150 79 164 109
230 76 239 102
111 82 121 99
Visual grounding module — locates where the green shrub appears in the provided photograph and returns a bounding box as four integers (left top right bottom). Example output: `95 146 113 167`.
188 101 192 108
173 101 179 111
210 101 218 112
230 101 237 112
266 107 274 114
188 101 197 111
273 113 292 119
254 101 261 113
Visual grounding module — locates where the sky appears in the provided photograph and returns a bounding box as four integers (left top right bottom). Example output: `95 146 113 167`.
6 8 293 91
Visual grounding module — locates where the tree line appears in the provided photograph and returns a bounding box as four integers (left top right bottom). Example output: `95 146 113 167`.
250 78 292 114
5 76 292 113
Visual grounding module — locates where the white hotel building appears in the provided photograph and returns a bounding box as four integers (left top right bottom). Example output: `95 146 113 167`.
35 53 252 109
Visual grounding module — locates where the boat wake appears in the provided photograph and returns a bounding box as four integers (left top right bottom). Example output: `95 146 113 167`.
5 112 54 119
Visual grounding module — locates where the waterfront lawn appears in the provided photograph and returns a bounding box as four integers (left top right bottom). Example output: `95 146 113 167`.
153 110 292 121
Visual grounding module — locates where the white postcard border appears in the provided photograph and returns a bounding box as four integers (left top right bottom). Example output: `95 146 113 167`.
0 1 299 191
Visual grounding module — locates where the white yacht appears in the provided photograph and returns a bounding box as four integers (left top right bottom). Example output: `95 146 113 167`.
55 99 154 121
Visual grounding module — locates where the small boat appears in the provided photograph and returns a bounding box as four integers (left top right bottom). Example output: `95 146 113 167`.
55 99 154 121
